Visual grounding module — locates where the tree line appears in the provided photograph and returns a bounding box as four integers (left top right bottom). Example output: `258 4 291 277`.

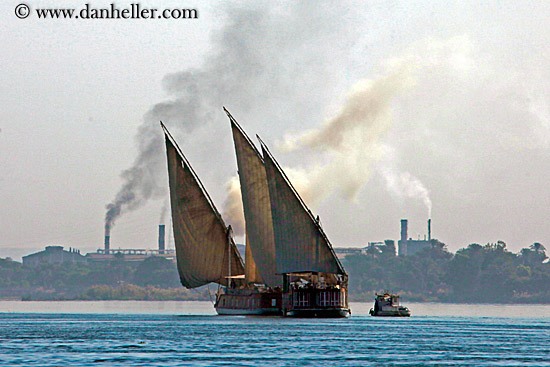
343 240 550 303
1 241 549 303
0 256 211 301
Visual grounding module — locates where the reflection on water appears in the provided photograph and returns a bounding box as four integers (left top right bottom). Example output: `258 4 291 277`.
0 309 549 366
1 301 550 318
0 300 217 315
354 302 550 318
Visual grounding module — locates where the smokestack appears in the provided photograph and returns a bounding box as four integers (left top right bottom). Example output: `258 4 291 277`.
400 219 408 241
104 235 110 254
158 224 165 254
428 218 431 241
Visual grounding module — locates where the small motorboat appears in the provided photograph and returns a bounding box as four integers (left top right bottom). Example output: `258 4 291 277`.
369 292 411 317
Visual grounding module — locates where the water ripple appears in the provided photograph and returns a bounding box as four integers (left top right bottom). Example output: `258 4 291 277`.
0 313 549 366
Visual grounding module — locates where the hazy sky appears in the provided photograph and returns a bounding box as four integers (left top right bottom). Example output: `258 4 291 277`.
1 0 549 260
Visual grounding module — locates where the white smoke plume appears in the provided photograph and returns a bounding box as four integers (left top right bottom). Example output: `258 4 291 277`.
277 36 476 211
221 37 475 224
380 165 432 218
278 57 414 205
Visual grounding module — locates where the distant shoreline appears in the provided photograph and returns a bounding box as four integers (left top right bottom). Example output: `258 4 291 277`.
5 295 550 305
4 298 550 308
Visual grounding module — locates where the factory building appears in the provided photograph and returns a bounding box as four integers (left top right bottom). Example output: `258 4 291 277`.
22 225 176 265
20 220 435 265
398 219 433 256
22 246 86 267
87 224 176 262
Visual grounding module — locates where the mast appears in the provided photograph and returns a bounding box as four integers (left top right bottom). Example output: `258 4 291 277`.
227 226 232 285
161 122 245 288
258 136 346 277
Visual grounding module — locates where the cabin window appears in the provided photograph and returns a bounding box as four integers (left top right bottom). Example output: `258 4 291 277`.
271 299 276 307
318 291 329 307
318 291 343 306
294 292 310 307
328 291 337 306
332 291 343 306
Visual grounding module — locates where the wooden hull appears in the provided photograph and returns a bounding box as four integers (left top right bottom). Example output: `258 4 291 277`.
214 289 282 316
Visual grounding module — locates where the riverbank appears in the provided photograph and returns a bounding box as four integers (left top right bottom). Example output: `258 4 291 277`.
18 284 213 301
11 285 550 304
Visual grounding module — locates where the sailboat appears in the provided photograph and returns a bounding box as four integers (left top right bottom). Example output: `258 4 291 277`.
259 137 350 318
163 106 350 318
162 122 281 316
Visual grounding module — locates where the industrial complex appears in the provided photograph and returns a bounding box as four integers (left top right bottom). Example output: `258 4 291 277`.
22 224 176 266
20 218 437 267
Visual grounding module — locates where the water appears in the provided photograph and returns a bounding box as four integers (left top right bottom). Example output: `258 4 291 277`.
1 302 549 366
